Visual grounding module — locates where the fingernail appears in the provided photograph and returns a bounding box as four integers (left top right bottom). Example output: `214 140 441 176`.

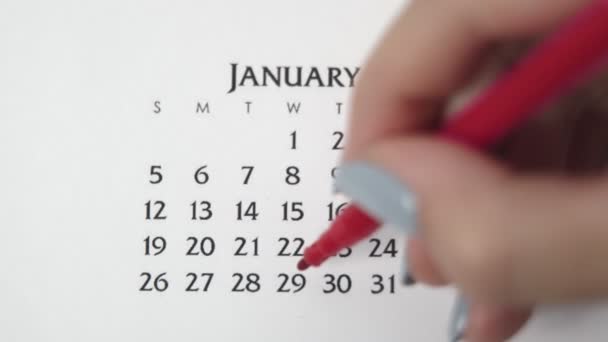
400 246 416 286
333 161 417 234
402 272 416 286
449 296 469 342
331 183 339 195
331 166 342 195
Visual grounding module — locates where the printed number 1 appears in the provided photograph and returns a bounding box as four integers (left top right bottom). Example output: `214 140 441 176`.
290 131 297 150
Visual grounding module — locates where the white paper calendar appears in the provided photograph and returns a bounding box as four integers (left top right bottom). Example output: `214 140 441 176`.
2 1 608 341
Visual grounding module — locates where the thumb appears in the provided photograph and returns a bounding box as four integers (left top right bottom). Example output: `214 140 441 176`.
335 136 608 306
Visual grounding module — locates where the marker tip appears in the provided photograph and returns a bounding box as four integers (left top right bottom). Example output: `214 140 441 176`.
297 259 310 271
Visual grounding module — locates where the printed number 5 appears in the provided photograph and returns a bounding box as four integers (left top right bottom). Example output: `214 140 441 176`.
150 165 162 184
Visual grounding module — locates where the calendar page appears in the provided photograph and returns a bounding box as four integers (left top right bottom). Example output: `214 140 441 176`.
2 1 608 341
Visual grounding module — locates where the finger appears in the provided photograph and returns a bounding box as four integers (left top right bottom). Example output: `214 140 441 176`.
343 0 590 161
407 237 447 286
466 303 532 342
337 136 608 305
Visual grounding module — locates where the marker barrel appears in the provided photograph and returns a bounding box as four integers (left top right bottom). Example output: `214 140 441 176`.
302 205 379 267
301 0 608 271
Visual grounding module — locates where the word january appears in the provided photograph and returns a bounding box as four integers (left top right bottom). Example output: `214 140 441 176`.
228 64 360 94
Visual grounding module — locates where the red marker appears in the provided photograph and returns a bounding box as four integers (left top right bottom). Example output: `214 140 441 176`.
298 0 608 272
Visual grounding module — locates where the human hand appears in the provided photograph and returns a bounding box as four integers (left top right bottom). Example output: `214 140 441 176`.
338 0 608 340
